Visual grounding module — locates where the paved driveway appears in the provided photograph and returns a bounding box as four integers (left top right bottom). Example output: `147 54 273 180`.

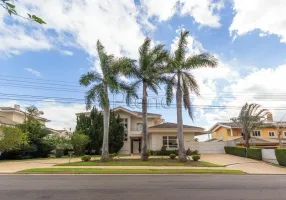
201 154 286 174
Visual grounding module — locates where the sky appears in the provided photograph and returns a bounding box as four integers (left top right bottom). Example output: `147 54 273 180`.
1 0 286 140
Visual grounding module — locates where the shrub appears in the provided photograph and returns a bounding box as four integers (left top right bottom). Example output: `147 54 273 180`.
186 148 191 156
169 154 176 159
55 149 63 158
224 146 246 157
81 155 91 162
247 148 262 160
71 132 90 156
275 148 286 166
192 155 200 161
147 149 152 157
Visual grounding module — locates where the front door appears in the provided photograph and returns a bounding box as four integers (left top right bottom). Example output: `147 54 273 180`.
133 141 140 154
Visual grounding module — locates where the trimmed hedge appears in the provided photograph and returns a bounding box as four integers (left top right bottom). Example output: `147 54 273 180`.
224 146 262 160
275 148 286 166
247 148 262 160
224 146 246 157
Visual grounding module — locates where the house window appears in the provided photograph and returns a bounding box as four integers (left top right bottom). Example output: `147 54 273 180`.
122 118 128 141
136 123 143 131
284 132 286 137
269 132 275 137
252 130 261 137
163 136 178 149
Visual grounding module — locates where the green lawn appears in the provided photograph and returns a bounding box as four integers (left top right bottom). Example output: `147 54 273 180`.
56 159 224 167
18 168 244 174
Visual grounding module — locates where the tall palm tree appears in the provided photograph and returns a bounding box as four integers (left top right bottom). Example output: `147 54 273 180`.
121 38 169 161
80 40 136 162
166 30 218 162
231 103 269 148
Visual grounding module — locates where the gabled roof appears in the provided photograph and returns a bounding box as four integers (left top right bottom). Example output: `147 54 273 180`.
77 106 162 118
148 122 203 129
209 121 285 132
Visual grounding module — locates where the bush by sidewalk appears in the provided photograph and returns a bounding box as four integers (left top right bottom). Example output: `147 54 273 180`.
275 148 286 166
224 146 246 157
225 146 262 160
247 148 262 160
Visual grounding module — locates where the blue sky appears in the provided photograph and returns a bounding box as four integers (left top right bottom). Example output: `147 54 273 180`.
1 0 286 140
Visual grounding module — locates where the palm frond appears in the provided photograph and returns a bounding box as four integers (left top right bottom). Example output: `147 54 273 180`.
182 72 200 96
139 37 151 71
112 57 137 77
182 78 194 120
184 53 218 70
84 83 108 110
174 30 189 65
79 71 103 86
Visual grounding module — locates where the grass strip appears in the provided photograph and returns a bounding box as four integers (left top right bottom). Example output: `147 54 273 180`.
56 160 224 167
18 168 245 174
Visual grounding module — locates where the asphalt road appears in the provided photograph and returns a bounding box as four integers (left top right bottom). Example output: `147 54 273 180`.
0 175 286 200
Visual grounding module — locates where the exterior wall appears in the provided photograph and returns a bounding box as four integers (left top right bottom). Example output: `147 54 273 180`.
0 112 13 121
130 116 156 131
149 132 195 151
212 127 229 141
12 112 25 123
116 111 131 154
199 142 226 154
262 149 278 164
212 126 286 141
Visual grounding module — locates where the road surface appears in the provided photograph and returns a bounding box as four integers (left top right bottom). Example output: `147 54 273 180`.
0 175 285 200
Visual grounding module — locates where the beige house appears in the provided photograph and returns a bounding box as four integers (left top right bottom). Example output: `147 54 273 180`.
77 106 205 154
0 105 49 126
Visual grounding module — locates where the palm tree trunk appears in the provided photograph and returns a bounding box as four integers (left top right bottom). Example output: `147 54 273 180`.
176 72 187 162
141 81 148 161
101 85 110 162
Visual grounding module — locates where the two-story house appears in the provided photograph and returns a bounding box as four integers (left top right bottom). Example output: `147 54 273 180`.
209 113 286 147
0 105 49 126
77 106 205 154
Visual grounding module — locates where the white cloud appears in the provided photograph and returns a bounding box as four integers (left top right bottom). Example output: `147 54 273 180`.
24 68 41 77
60 50 74 56
0 0 148 60
141 0 224 27
201 64 286 130
230 0 286 42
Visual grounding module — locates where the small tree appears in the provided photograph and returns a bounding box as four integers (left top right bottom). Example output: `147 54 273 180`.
0 126 28 152
109 111 124 153
71 131 90 156
231 103 269 148
0 0 46 24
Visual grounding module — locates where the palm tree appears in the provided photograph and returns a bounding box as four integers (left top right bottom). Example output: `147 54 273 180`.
231 103 269 148
80 40 136 162
166 30 218 162
121 38 169 161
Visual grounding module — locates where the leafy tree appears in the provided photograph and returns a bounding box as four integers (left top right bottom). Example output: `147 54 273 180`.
71 131 90 156
0 125 28 152
17 121 53 158
76 107 124 154
0 0 46 24
76 108 103 154
231 103 269 148
166 30 218 162
109 111 124 153
120 38 169 161
79 40 136 162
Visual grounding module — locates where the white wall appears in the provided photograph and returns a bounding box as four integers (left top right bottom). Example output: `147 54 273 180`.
262 149 278 164
198 142 226 154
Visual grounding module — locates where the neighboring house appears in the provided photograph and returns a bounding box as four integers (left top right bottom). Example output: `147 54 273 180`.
77 106 205 154
0 105 49 126
47 128 72 139
209 113 286 147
